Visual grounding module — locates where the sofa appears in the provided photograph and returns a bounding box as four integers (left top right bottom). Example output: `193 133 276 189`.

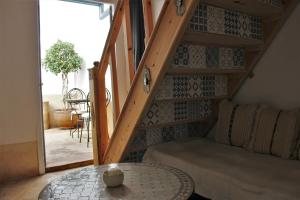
143 100 300 200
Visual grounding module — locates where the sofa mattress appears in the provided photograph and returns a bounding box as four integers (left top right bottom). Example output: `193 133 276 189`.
143 138 300 200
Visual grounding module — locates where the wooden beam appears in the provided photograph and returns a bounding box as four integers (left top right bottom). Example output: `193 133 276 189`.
142 0 154 45
110 45 121 121
103 0 198 163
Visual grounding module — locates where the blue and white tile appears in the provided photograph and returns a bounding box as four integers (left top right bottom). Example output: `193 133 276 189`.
174 101 188 121
238 14 251 38
159 101 174 123
162 126 175 142
155 76 173 100
142 102 160 126
187 76 202 98
233 48 245 67
174 124 189 140
224 9 239 36
206 47 219 68
189 4 207 32
207 5 225 34
220 47 233 68
173 76 189 98
172 44 189 67
188 45 206 68
215 75 228 96
131 130 147 149
146 128 163 146
201 75 216 97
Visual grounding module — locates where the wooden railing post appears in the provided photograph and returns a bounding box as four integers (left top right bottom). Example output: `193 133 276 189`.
142 0 154 45
88 65 100 165
111 45 120 121
124 0 135 83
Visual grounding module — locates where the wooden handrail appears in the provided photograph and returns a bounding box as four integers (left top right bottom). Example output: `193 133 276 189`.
91 0 125 163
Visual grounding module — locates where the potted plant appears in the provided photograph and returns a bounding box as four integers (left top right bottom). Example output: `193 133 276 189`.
43 40 83 128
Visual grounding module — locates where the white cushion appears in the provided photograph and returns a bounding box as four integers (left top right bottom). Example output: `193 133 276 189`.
143 138 300 200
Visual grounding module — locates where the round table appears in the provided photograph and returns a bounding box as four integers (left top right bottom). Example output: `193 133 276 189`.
39 163 194 200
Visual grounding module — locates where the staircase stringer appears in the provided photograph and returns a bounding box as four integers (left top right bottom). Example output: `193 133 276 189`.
230 0 299 98
103 0 199 164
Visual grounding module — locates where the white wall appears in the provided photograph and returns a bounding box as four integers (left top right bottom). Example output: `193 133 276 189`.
234 4 300 110
40 0 111 95
151 0 164 23
0 0 41 145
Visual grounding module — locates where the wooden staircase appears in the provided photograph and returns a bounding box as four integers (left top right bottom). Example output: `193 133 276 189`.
91 0 299 164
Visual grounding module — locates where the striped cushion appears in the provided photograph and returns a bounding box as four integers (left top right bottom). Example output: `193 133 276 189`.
231 104 260 147
215 100 259 147
249 107 280 154
272 110 300 159
215 100 234 145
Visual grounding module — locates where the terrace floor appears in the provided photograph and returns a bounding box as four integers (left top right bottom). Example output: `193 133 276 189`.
44 128 93 168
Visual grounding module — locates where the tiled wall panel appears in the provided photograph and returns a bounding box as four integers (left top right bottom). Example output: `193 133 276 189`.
172 44 245 69
140 100 212 127
188 3 264 40
155 75 228 100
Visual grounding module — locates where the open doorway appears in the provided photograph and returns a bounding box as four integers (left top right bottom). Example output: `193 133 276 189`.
39 0 112 169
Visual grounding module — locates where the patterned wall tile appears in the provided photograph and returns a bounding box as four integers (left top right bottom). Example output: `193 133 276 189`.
142 102 160 126
189 4 207 32
187 76 202 98
155 76 173 100
146 128 163 146
174 124 189 140
193 100 211 118
189 3 263 40
238 14 251 38
173 76 188 98
162 126 175 142
250 16 263 40
207 5 225 34
206 47 219 68
224 9 239 36
159 101 174 123
187 101 203 120
219 47 234 68
188 45 206 68
131 130 147 149
233 48 245 67
174 101 188 121
172 44 189 67
215 75 228 96
202 100 212 118
202 76 215 97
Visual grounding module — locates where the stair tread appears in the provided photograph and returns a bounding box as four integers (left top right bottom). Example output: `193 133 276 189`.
139 118 209 129
184 31 264 47
155 95 229 102
202 0 282 16
168 68 247 75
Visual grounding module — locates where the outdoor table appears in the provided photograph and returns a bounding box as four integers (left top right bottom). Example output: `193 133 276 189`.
64 98 89 105
38 162 194 200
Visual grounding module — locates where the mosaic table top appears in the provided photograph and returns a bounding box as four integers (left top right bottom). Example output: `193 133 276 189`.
38 163 194 200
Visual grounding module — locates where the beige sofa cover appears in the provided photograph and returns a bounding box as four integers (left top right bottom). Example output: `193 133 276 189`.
143 138 300 200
